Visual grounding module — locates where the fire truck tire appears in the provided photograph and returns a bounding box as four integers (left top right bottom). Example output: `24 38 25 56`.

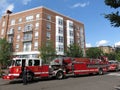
56 71 64 80
27 72 34 82
98 69 104 75
115 67 119 72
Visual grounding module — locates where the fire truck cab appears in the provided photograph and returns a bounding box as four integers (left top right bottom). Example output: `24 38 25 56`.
2 58 61 81
108 60 119 71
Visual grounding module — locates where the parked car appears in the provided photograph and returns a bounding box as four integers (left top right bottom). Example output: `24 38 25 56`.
108 60 119 71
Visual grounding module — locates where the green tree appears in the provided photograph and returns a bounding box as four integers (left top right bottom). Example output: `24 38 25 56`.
39 41 56 64
0 38 12 69
104 52 116 60
115 51 120 61
65 44 83 58
104 0 120 27
86 47 103 58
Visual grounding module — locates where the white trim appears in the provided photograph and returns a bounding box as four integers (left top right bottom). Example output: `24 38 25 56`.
13 51 40 55
74 69 98 73
9 74 19 76
7 6 83 25
34 72 49 75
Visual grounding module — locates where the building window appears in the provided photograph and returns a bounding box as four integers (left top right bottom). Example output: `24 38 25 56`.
58 27 63 34
8 36 13 43
69 22 73 29
57 36 64 43
1 29 4 35
11 19 15 25
26 15 33 22
69 31 74 36
24 24 33 32
35 22 39 29
17 35 20 41
57 45 64 52
2 21 5 27
35 32 38 39
18 27 21 31
16 44 19 49
70 39 74 45
58 18 63 25
8 28 14 34
23 33 32 41
23 42 32 51
34 41 38 49
46 22 51 30
36 14 40 20
47 15 51 21
46 32 51 40
18 18 22 23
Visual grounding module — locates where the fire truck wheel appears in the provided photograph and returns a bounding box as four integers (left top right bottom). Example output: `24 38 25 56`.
98 69 103 75
27 73 33 82
115 67 119 72
56 71 64 80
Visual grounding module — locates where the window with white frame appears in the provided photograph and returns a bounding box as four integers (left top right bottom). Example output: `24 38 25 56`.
70 39 74 44
18 18 22 23
8 28 14 34
26 15 33 22
46 22 51 30
47 15 51 21
35 22 39 29
35 32 38 39
46 32 51 40
36 14 40 20
11 19 15 25
57 36 64 43
69 31 74 36
2 21 5 27
18 27 21 31
23 33 32 41
34 41 38 49
69 22 73 29
24 24 33 31
57 45 64 52
23 42 32 51
58 27 63 34
16 44 19 49
17 35 20 41
1 29 4 35
8 36 13 43
58 18 63 25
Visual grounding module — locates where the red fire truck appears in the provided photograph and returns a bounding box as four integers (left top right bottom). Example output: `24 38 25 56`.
2 56 109 82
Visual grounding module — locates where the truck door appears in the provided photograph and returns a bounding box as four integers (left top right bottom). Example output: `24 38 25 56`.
27 59 41 77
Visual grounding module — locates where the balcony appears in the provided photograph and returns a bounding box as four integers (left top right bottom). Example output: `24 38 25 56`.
7 31 14 35
23 26 33 33
22 37 32 42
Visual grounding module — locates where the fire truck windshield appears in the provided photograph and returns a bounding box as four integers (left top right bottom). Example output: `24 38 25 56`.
15 60 22 66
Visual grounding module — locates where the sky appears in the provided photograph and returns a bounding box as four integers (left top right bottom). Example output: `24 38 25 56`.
0 0 120 47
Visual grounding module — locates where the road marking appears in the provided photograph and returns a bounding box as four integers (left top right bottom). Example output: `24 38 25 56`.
107 73 120 76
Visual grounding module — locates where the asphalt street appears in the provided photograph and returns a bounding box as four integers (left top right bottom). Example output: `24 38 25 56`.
1 72 120 90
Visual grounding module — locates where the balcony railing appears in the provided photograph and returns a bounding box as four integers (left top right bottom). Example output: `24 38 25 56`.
7 31 14 35
23 27 33 33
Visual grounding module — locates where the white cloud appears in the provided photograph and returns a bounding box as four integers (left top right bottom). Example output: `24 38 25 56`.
22 0 31 5
0 0 14 15
6 4 14 11
71 2 89 8
96 40 109 46
86 43 92 47
115 41 120 47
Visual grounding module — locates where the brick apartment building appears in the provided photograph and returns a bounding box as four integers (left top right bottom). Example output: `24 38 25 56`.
0 6 86 58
